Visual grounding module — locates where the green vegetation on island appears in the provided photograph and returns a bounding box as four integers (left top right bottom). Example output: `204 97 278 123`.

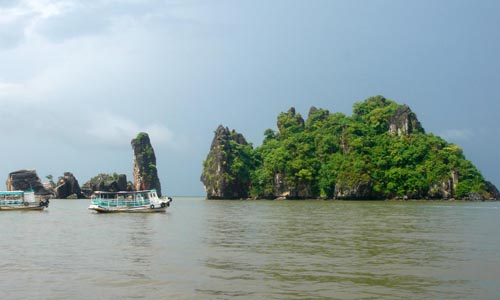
201 96 499 200
131 132 162 196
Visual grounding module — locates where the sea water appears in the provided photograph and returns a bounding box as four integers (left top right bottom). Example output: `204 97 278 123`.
1 199 499 299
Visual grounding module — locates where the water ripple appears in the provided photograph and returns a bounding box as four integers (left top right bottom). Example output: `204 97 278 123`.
1 199 499 299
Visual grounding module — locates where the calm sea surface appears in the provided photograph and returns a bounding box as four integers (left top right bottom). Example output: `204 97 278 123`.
1 198 500 300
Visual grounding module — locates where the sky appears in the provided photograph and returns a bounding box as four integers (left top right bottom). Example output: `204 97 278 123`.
0 0 499 196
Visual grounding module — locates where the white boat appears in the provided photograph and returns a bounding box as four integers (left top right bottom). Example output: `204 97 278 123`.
88 189 172 213
0 190 50 211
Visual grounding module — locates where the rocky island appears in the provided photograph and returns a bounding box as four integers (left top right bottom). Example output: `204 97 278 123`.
131 132 162 197
7 169 53 196
80 173 132 198
55 172 84 199
79 132 162 197
5 132 163 199
201 96 499 200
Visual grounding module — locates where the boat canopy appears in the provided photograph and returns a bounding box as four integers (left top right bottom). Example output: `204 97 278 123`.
0 191 25 196
93 189 157 195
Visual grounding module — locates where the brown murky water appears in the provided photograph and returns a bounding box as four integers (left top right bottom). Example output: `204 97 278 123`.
1 198 499 299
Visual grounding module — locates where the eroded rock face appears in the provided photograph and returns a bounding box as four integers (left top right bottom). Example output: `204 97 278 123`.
55 172 84 199
485 181 500 200
131 132 162 196
6 169 51 195
334 180 374 200
428 170 459 199
277 107 305 137
273 172 286 198
388 105 424 136
81 173 131 197
270 107 313 199
201 125 252 199
272 172 313 199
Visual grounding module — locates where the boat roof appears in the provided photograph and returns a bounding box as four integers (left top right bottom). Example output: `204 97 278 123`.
93 189 157 195
0 191 27 195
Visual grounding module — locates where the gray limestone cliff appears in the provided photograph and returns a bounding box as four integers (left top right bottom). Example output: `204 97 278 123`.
334 177 374 200
201 125 253 199
485 181 500 200
81 173 131 197
131 132 162 196
6 169 52 195
388 104 424 136
55 172 84 199
272 107 313 199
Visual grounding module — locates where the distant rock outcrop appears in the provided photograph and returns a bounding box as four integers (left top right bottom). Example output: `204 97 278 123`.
334 177 374 200
273 107 313 199
427 170 459 199
131 132 162 196
277 107 305 137
485 181 500 200
81 173 131 198
6 169 52 195
388 105 424 136
201 125 253 199
272 172 314 199
55 172 84 199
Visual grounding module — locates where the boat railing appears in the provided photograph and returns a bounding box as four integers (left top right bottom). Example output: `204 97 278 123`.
0 199 24 205
90 190 164 208
0 191 36 205
91 196 154 207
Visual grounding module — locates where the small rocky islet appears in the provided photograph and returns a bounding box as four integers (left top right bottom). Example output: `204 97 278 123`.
5 132 162 199
201 95 500 200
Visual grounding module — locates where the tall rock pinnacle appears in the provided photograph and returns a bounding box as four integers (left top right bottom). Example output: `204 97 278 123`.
131 132 162 196
201 125 253 199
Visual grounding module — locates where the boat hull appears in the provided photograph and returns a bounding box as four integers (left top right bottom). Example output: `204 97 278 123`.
88 205 166 213
0 205 45 211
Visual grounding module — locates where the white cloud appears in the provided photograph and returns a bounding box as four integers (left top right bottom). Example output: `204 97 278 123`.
0 5 33 48
0 1 195 153
0 81 23 94
24 0 73 18
83 112 176 148
0 0 155 47
0 6 26 23
0 79 50 103
0 1 19 8
0 0 73 44
144 124 175 144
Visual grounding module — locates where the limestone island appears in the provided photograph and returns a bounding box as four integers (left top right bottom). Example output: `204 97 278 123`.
201 96 499 200
6 132 162 199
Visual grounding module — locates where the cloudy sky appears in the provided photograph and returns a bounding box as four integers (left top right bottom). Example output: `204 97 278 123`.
1 0 499 196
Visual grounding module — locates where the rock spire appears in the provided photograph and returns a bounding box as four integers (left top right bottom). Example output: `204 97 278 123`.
201 125 253 199
131 132 162 196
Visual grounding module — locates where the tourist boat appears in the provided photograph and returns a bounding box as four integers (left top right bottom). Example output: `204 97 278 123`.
0 190 50 211
88 189 172 213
